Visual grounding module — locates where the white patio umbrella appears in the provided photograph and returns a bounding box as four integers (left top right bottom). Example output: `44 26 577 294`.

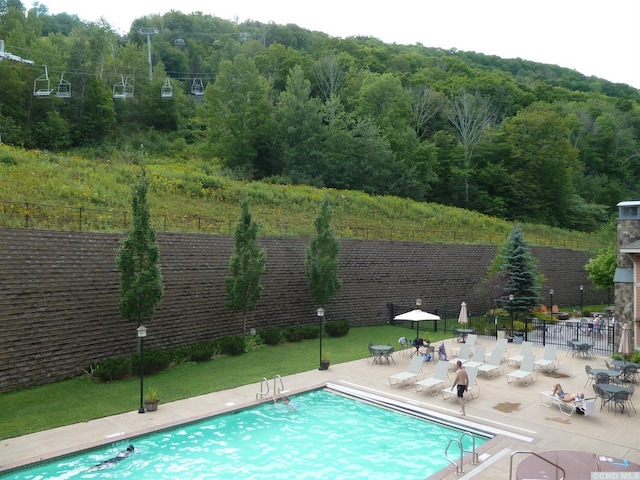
618 322 634 362
394 309 440 337
458 302 468 325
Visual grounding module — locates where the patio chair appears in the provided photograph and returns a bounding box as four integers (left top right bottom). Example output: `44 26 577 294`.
478 348 505 379
415 360 450 395
595 372 610 385
584 365 596 388
507 341 533 367
382 344 395 364
623 365 638 384
463 345 485 369
593 384 609 411
566 340 578 357
368 343 382 364
534 345 559 373
612 391 632 416
442 366 479 401
397 336 409 356
448 343 473 370
389 354 424 387
506 354 537 386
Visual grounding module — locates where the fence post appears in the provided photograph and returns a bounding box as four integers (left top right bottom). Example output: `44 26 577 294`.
78 206 83 231
24 202 29 228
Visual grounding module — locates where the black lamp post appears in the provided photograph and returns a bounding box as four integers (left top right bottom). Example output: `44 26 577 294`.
549 289 554 323
415 298 422 338
580 285 584 318
509 294 514 333
137 325 147 414
317 308 325 370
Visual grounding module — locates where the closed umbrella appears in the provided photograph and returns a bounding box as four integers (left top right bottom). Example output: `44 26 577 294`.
618 322 633 362
458 302 468 325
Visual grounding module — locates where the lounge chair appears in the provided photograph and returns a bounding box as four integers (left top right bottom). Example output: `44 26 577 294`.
478 349 505 379
463 345 485 369
389 354 424 387
534 345 558 373
442 366 479 401
539 391 594 417
484 338 508 363
507 341 533 367
415 360 450 395
451 333 476 355
506 354 537 386
448 343 473 369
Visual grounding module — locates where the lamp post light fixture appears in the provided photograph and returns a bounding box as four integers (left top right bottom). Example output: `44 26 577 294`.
416 298 422 309
136 325 147 414
509 294 514 333
549 289 554 324
317 308 325 370
580 285 584 318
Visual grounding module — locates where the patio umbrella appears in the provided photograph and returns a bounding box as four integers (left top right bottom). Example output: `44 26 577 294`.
618 322 633 362
394 309 440 338
458 302 468 325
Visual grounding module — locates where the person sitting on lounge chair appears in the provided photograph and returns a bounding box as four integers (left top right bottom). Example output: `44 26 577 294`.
551 383 584 402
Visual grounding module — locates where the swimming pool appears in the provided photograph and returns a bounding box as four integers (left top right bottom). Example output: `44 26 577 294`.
1 386 491 479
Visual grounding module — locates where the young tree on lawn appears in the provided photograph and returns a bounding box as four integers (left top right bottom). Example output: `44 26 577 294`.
116 168 163 326
225 199 266 335
305 197 343 310
499 225 542 318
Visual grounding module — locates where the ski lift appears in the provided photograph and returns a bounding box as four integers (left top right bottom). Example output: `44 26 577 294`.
191 78 204 96
112 75 133 99
161 78 173 98
33 66 54 97
56 72 71 98
175 37 185 49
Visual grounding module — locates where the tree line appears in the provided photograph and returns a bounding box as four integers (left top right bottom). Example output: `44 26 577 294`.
1 1 639 232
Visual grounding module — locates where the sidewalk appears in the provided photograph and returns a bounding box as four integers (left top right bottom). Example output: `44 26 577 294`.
1 337 638 479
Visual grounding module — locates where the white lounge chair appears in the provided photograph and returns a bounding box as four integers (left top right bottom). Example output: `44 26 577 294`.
484 338 508 363
389 354 424 387
442 366 479 401
451 333 477 356
415 360 450 395
463 345 485 369
534 345 559 373
448 343 473 369
539 391 595 416
478 348 505 379
506 353 537 386
507 341 533 367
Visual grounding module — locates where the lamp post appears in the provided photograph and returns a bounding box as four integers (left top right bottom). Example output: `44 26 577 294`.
549 289 554 324
509 294 514 333
136 325 147 414
580 285 584 318
317 308 325 370
415 298 422 338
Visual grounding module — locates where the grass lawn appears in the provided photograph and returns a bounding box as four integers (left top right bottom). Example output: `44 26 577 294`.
0 325 447 440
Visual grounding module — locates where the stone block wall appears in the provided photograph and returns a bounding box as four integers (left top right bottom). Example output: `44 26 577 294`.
0 228 603 392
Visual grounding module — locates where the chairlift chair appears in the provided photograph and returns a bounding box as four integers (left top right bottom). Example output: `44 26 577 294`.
113 75 134 99
33 66 54 97
161 78 173 98
191 78 204 96
56 72 71 98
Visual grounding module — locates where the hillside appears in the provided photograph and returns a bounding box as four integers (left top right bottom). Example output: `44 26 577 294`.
1 6 639 231
0 145 603 251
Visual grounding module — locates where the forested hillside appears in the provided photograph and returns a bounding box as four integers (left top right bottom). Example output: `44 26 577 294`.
1 1 639 232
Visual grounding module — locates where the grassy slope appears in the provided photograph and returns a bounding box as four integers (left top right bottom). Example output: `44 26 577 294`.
0 146 602 249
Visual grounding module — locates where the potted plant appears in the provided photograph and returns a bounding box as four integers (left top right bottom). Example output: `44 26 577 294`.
320 351 331 370
144 386 160 412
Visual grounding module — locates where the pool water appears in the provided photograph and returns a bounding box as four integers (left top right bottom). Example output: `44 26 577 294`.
1 389 488 479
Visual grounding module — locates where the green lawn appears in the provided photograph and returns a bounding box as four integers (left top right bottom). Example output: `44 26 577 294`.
0 325 447 440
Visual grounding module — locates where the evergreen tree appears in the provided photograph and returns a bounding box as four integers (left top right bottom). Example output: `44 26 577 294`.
500 225 542 318
116 168 164 326
305 197 343 308
225 199 266 335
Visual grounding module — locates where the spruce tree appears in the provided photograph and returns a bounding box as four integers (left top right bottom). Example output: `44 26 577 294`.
116 168 164 325
225 199 266 335
500 225 542 318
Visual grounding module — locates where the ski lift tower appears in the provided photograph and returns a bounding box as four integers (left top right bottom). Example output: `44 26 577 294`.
139 28 158 81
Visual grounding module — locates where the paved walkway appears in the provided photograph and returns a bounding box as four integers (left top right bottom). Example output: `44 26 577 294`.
1 337 638 479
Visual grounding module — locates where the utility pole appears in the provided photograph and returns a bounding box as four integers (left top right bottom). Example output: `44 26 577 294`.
139 29 158 82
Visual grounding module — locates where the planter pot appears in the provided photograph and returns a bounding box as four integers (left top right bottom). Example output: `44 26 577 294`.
144 401 159 412
320 360 330 370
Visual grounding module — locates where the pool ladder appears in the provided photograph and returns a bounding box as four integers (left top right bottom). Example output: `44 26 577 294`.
444 432 479 475
256 375 288 400
508 451 565 480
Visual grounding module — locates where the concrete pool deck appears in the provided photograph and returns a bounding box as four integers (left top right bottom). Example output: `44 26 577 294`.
1 337 638 479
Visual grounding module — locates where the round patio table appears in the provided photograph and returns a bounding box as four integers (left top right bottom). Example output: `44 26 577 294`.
611 359 640 369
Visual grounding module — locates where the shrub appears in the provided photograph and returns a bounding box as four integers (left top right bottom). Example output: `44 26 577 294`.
513 320 535 332
187 341 217 362
282 326 304 342
299 325 320 339
132 348 171 375
258 327 282 345
218 335 246 356
92 356 131 382
324 319 350 337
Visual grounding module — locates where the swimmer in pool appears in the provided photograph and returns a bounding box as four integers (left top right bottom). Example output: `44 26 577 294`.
87 444 134 470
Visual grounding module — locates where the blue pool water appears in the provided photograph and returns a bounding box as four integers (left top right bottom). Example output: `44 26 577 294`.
1 389 489 479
